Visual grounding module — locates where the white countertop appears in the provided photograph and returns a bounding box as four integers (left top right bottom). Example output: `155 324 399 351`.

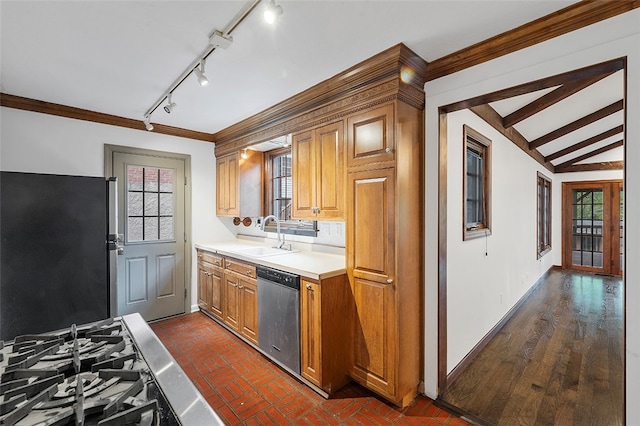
195 240 346 280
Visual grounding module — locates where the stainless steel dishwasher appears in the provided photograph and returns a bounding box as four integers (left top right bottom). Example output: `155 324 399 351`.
256 265 301 374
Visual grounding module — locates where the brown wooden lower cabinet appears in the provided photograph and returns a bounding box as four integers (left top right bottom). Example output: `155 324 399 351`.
223 263 258 346
197 250 223 321
300 275 352 394
196 249 353 396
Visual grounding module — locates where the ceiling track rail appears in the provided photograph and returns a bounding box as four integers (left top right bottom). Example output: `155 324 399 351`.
143 0 262 118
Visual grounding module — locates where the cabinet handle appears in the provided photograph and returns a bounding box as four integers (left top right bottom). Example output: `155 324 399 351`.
306 284 313 290
386 279 394 284
385 147 392 153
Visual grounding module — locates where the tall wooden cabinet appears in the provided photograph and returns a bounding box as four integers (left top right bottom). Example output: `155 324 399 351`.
346 100 423 407
292 121 344 220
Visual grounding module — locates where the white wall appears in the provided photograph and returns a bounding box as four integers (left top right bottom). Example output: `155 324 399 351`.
0 107 235 310
424 9 640 421
445 109 555 372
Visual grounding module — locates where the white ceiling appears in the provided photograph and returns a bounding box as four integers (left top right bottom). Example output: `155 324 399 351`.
1 0 582 135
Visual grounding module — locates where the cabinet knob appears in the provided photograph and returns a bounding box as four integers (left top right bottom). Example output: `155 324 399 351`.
238 285 244 289
198 254 202 258
386 279 394 284
306 284 313 290
246 271 252 276
385 147 392 153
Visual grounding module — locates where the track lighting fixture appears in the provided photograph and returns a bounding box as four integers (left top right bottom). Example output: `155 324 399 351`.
194 60 209 86
143 116 154 131
163 93 177 114
143 1 284 130
264 0 283 24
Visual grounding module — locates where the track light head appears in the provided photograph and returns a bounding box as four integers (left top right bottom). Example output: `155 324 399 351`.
163 93 177 114
143 116 154 131
264 0 283 24
194 61 209 86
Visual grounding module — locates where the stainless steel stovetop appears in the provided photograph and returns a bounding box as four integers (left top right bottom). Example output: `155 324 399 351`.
0 314 223 426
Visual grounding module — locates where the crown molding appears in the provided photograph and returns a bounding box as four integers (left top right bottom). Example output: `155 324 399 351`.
0 93 215 143
426 0 640 81
212 43 428 153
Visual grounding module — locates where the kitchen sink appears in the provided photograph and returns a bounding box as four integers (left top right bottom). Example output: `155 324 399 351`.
231 246 298 258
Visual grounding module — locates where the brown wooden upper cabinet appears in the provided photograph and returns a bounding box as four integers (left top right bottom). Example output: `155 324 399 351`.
216 150 263 217
292 121 344 220
347 103 395 170
216 153 238 216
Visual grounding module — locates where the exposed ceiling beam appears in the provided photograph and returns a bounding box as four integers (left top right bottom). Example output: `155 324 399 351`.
469 104 554 172
554 140 624 170
502 73 614 128
529 100 623 149
425 0 639 81
545 125 624 162
440 57 625 113
554 160 623 173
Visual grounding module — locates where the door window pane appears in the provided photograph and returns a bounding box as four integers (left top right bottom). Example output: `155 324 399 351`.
571 189 603 268
127 165 175 243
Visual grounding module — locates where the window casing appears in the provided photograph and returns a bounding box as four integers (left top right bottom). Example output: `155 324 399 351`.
463 125 491 240
264 147 317 236
537 172 552 258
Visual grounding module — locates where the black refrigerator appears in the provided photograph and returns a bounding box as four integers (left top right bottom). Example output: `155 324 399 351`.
0 171 119 341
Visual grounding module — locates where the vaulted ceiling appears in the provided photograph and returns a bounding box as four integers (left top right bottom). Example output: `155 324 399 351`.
442 59 625 173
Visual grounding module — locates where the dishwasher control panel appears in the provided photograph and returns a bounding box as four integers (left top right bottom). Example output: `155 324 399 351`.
256 266 300 290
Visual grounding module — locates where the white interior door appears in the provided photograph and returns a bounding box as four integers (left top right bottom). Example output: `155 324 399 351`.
113 152 186 321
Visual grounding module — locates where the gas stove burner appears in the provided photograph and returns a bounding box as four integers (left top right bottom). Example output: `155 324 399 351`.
1 314 221 426
0 318 172 426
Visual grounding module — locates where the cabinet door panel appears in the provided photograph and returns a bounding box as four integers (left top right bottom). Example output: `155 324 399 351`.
300 279 322 386
224 274 240 331
216 154 239 216
292 130 315 218
227 155 239 215
210 266 223 320
348 168 395 283
215 158 228 216
347 103 394 169
351 276 395 397
239 277 258 345
316 122 344 219
197 264 210 311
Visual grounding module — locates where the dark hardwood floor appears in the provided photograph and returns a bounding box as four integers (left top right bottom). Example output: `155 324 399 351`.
441 269 623 426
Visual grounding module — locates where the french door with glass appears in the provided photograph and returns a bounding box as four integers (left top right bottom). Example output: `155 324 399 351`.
562 180 623 275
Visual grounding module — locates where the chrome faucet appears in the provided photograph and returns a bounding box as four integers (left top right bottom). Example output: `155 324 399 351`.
262 214 286 249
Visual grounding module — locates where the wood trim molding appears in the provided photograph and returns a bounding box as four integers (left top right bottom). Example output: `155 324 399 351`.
425 0 640 81
212 43 428 156
0 93 215 143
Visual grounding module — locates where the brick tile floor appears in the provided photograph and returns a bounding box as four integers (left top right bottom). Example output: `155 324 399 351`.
150 312 470 425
